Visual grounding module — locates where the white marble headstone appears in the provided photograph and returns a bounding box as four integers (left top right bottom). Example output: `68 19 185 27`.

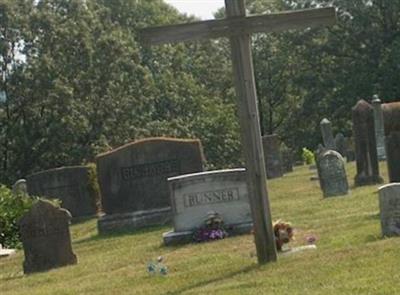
163 169 253 245
169 169 251 231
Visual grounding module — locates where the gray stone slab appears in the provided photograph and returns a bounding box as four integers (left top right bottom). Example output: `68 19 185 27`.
352 100 383 186
27 166 99 218
317 150 349 197
19 200 77 274
379 183 400 237
96 137 204 233
163 169 253 245
386 132 400 183
262 135 283 179
0 245 16 258
97 207 172 234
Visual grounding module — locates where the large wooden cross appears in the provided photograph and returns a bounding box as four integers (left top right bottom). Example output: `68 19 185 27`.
141 0 336 264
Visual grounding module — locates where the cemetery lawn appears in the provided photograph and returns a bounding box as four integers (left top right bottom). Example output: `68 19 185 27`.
1 162 399 295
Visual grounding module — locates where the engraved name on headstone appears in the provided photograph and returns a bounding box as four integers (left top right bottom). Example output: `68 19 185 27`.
96 137 204 233
163 169 252 245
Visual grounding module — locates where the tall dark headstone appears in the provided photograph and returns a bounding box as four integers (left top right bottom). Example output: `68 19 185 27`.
345 136 356 162
96 137 205 233
352 100 383 186
382 101 400 135
334 133 347 157
261 135 283 179
281 149 294 174
19 200 77 274
386 132 400 182
27 166 99 218
317 150 349 197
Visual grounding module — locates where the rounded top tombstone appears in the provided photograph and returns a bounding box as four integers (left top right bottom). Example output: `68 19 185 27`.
320 118 331 125
318 150 348 197
372 95 381 105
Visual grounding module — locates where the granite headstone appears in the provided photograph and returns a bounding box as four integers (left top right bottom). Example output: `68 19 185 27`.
352 100 383 186
262 134 283 179
163 169 252 245
27 166 99 218
19 200 77 273
386 132 400 182
96 137 205 233
378 183 400 236
334 133 347 157
317 150 349 197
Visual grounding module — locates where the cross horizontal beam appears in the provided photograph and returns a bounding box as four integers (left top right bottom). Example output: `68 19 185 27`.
140 7 336 46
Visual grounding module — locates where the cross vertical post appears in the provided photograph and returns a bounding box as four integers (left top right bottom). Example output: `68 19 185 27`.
225 0 277 264
140 0 336 265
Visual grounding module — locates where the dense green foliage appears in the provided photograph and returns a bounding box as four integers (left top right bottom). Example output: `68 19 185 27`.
2 0 400 184
0 185 35 248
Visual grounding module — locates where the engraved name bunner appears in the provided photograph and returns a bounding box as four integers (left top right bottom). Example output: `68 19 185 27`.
183 188 240 208
121 159 180 181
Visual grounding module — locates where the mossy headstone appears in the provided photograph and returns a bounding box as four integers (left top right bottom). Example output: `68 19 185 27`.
19 200 77 274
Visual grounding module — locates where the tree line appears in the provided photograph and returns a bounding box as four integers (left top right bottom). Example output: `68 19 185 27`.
1 0 400 185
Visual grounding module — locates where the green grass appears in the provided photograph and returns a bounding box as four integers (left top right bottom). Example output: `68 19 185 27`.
1 162 399 295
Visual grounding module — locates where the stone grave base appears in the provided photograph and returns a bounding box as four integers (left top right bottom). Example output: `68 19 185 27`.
98 207 172 234
355 175 384 186
0 248 16 258
163 222 253 246
280 244 317 256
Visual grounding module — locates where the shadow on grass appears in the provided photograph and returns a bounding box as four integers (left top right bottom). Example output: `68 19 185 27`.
364 212 380 220
365 234 383 243
71 215 97 225
0 272 24 283
163 264 259 295
73 225 168 245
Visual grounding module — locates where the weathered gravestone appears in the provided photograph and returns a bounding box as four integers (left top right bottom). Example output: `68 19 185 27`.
352 100 383 186
320 118 336 150
334 133 347 157
372 96 386 160
317 150 349 197
386 132 400 182
27 166 99 218
378 183 400 236
163 169 252 245
381 101 400 183
281 150 294 174
345 136 356 162
19 200 77 273
262 135 283 179
96 137 205 233
12 179 28 197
